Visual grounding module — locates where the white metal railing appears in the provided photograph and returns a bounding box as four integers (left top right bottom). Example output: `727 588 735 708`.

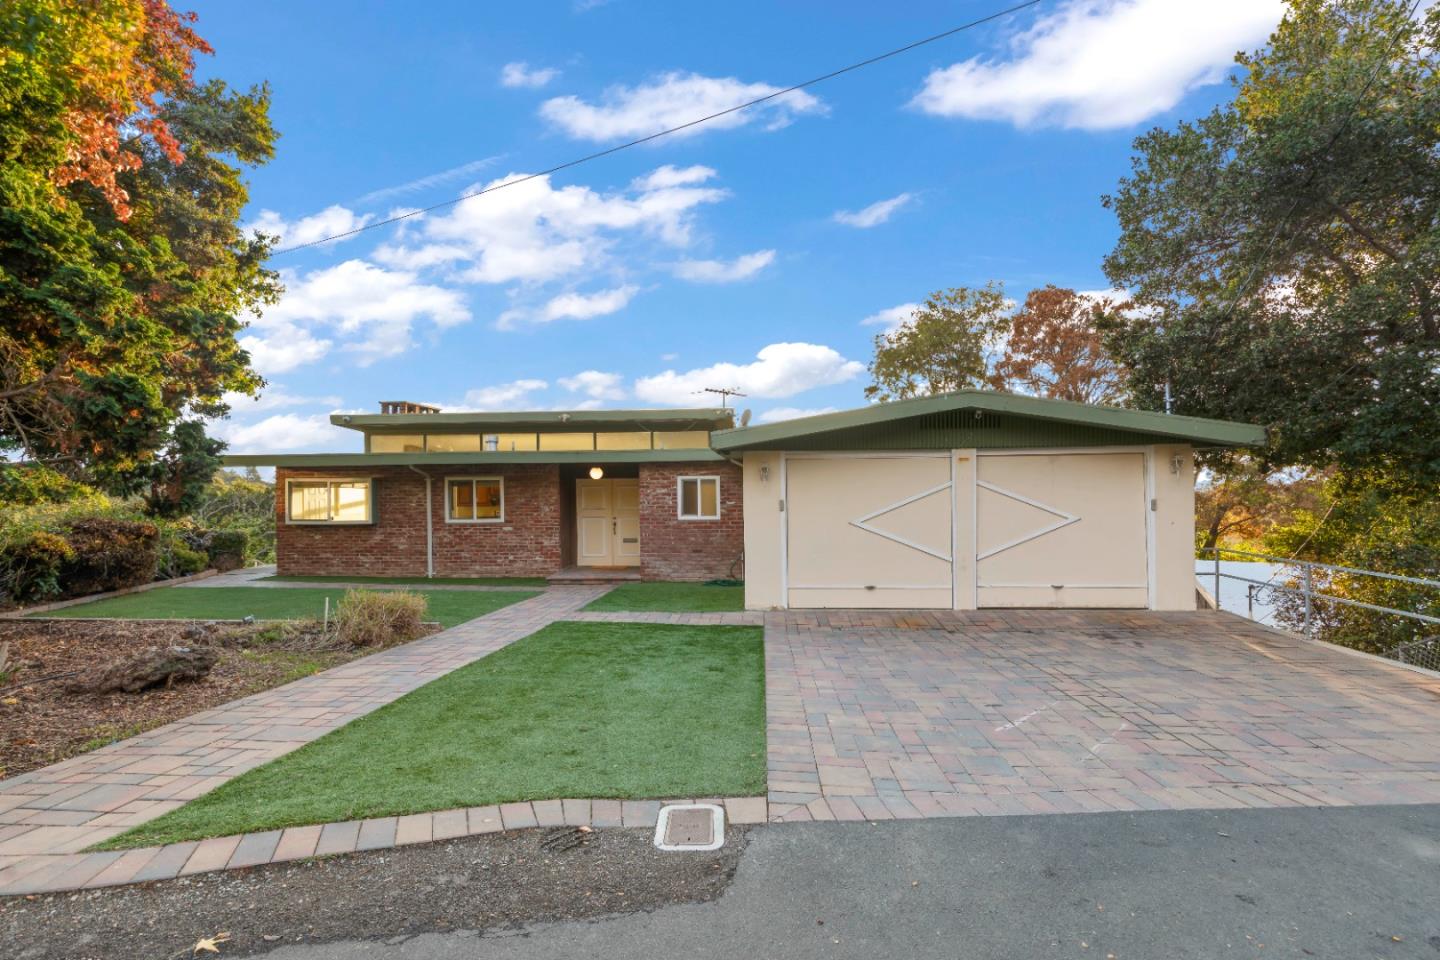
1199 547 1440 663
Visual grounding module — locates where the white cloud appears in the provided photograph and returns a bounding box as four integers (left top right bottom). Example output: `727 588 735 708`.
833 193 913 228
859 302 919 334
539 72 825 142
560 370 626 402
757 406 838 423
356 158 499 206
222 388 342 412
458 379 550 410
215 413 347 453
501 61 561 89
911 0 1284 130
631 164 717 191
499 285 640 329
238 329 332 375
633 343 864 404
672 249 775 284
249 260 471 369
375 167 726 285
246 205 373 247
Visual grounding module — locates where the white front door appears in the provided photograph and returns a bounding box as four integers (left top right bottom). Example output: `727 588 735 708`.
576 478 641 567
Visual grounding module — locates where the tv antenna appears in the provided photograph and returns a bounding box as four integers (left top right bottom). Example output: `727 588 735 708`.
697 387 747 409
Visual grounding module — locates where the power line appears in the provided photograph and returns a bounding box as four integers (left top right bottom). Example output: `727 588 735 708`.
272 0 1047 255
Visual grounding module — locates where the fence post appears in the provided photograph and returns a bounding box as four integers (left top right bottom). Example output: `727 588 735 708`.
1302 564 1313 638
1213 550 1221 612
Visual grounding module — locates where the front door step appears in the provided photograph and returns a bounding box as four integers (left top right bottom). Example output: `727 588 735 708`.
546 567 643 584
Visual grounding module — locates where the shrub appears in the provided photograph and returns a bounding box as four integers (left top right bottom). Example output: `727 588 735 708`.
1 530 75 603
0 464 101 506
333 590 428 648
60 517 160 596
206 530 248 571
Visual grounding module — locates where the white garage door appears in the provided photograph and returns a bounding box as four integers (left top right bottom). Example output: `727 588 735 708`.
785 455 953 608
976 452 1149 608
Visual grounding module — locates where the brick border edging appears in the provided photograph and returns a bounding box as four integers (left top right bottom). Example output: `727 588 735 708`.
0 569 221 619
0 796 769 896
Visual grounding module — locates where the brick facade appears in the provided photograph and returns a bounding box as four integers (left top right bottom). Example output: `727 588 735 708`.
638 462 745 581
274 461 744 581
275 465 562 578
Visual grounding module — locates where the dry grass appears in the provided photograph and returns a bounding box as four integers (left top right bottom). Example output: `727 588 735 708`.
333 589 429 648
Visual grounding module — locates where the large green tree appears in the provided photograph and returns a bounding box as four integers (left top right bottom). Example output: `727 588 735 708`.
1101 0 1440 480
0 1 276 495
865 284 1011 402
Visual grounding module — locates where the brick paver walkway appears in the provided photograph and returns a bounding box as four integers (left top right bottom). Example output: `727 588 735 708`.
0 586 609 890
766 609 1440 822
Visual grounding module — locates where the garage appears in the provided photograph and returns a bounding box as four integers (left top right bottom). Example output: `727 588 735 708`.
975 452 1149 608
784 454 953 609
716 390 1265 612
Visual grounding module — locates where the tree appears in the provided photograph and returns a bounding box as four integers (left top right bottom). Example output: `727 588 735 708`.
141 419 224 517
1100 0 1440 481
865 284 1010 402
1194 458 1323 552
990 286 1128 405
0 2 275 489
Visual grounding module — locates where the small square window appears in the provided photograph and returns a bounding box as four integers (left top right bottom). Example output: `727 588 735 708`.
446 477 504 523
678 476 720 520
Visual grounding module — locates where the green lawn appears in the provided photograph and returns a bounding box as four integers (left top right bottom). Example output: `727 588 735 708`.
39 586 538 629
583 581 745 613
262 574 548 588
101 621 765 847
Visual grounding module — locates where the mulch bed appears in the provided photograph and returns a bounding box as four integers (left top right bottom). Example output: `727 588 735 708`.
0 619 432 781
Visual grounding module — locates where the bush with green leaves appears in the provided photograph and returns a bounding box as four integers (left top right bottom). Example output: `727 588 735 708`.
206 529 248 571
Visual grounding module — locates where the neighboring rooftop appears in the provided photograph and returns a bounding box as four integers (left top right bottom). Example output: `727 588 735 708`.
332 407 734 434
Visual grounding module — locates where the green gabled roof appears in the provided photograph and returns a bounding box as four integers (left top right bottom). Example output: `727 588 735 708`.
222 449 726 468
712 391 1266 451
333 407 731 434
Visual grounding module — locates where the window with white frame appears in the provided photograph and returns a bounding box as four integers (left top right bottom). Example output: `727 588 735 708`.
446 477 504 522
286 479 373 524
677 476 720 520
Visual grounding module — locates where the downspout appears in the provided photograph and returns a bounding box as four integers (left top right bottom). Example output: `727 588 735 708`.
406 465 434 579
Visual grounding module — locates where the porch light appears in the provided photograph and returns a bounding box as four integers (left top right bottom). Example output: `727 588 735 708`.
589 466 604 480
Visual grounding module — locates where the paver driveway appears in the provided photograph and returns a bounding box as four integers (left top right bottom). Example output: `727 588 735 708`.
765 609 1440 821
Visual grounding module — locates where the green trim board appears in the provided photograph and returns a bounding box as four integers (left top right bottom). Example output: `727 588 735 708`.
335 407 732 434
222 449 727 467
711 390 1266 451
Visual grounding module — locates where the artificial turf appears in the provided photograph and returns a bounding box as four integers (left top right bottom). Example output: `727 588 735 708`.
261 574 548 587
38 586 537 629
101 620 766 847
582 581 745 613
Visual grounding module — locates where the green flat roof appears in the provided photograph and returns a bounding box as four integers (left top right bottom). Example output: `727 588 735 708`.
222 449 726 468
333 407 732 433
712 391 1266 451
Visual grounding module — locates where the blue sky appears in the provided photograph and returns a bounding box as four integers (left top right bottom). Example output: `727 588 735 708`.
198 0 1287 454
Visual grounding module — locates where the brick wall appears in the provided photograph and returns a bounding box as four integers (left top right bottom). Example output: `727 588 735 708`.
638 462 745 581
274 465 562 578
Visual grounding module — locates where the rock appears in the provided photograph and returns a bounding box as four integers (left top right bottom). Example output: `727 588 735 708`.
65 645 219 694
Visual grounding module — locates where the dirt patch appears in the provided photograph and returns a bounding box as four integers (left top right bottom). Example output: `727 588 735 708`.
0 825 745 959
0 619 435 780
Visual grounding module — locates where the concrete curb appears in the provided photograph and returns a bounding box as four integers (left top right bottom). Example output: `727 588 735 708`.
0 796 769 896
0 569 220 619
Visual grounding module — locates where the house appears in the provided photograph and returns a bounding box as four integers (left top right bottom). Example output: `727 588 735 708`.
225 391 1265 611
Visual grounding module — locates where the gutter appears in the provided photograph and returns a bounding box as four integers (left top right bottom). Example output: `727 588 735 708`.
406 465 434 579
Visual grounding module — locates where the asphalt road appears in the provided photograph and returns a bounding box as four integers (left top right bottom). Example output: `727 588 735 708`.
265 803 1440 960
